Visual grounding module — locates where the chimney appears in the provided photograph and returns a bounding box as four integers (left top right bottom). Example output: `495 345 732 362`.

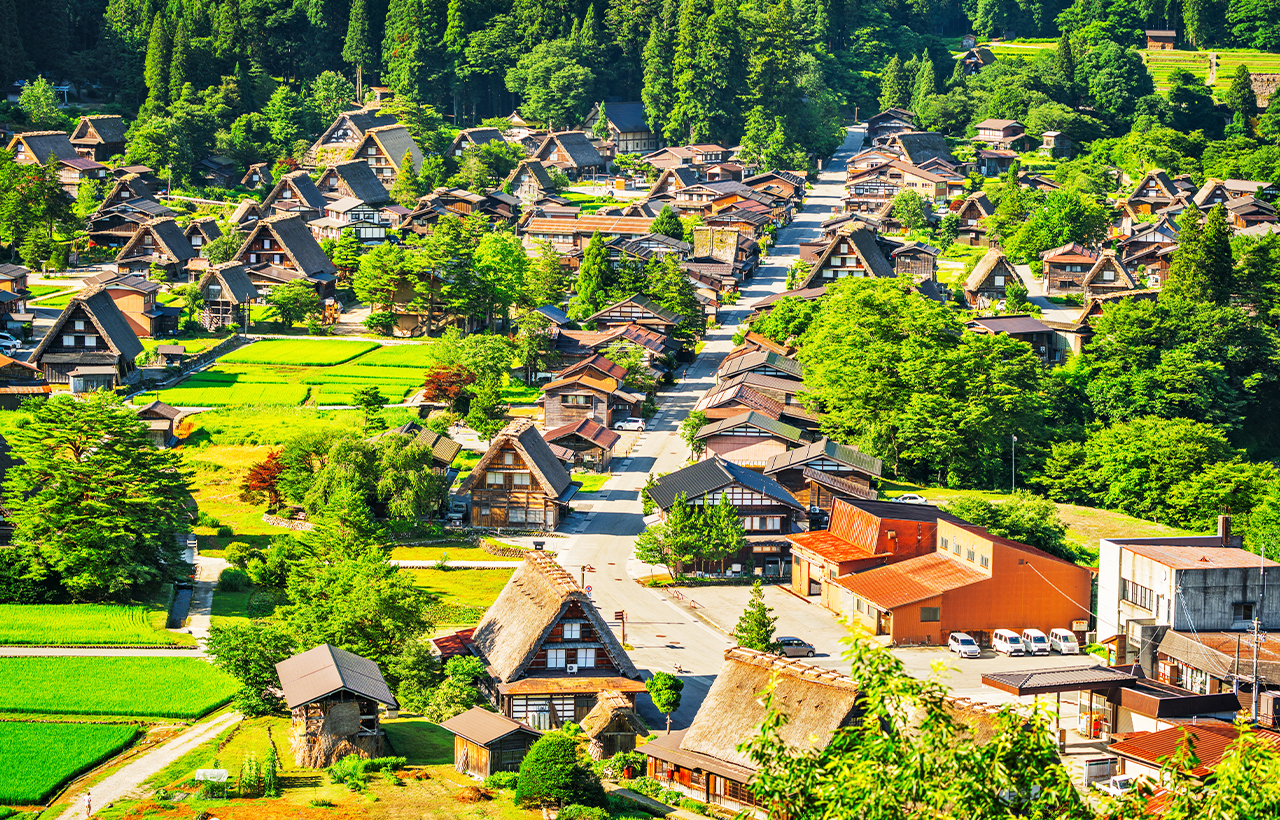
1218 514 1231 545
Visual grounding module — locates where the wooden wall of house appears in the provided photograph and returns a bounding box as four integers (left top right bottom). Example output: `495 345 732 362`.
544 385 610 430
469 442 557 529
525 601 622 675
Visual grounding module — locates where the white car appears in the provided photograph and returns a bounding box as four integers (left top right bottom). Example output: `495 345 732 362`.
992 629 1026 656
1050 628 1080 654
1096 774 1134 797
1021 629 1051 656
892 493 928 505
614 418 646 431
948 631 980 659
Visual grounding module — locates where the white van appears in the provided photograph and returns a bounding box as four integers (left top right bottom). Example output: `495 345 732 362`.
1021 629 1050 655
1050 628 1080 654
992 629 1025 656
948 631 980 659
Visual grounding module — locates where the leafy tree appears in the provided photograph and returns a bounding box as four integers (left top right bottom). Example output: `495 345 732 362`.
592 102 609 139
732 580 781 652
506 38 595 129
1004 276 1030 312
262 85 314 150
240 449 286 509
264 281 321 327
466 374 508 443
414 655 486 721
750 295 820 343
18 76 65 129
516 732 607 807
634 494 699 575
644 672 684 733
204 231 242 265
1166 69 1216 134
891 189 929 232
4 393 192 602
936 212 960 251
310 71 357 126
649 205 684 241
570 232 611 321
1004 187 1108 263
941 492 1075 561
331 227 362 273
1079 42 1154 122
524 241 568 308
421 364 477 404
679 410 708 458
352 386 387 431
206 622 298 716
641 0 678 133
171 282 204 327
910 51 935 114
390 150 422 207
353 241 407 309
342 0 373 100
143 16 172 107
646 253 704 344
169 21 191 104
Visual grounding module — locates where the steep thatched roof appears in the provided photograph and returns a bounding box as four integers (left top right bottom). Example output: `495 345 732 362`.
679 647 861 770
470 552 639 684
964 248 1017 292
580 689 649 739
458 419 574 497
198 262 259 303
32 288 143 363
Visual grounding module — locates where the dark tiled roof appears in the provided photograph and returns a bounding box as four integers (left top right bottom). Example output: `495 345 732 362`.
275 643 398 709
694 410 803 443
330 159 391 204
598 102 648 134
763 437 882 477
966 315 1053 335
587 293 683 325
647 454 802 510
981 665 1137 697
543 417 621 450
441 706 541 745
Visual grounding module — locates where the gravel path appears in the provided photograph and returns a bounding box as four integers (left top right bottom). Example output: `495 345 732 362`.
58 711 240 820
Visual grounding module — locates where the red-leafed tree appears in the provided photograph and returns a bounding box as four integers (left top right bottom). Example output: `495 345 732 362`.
240 449 285 510
422 364 477 404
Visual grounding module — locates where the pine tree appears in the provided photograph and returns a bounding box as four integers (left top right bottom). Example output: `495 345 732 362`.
1201 203 1234 305
1225 65 1257 118
747 0 801 127
592 102 610 140
332 227 363 273
570 232 611 319
342 0 373 101
641 0 678 134
216 0 246 60
691 0 745 145
650 205 684 241
390 150 421 207
0 0 27 87
143 15 172 107
169 21 191 105
732 580 780 652
1056 31 1075 86
665 0 712 143
1164 204 1206 302
878 54 910 111
910 50 935 114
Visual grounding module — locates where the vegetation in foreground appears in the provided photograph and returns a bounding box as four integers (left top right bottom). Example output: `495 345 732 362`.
0 602 196 646
0 657 238 718
0 722 138 804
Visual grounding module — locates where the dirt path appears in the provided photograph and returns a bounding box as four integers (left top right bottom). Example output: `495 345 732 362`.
58 711 240 820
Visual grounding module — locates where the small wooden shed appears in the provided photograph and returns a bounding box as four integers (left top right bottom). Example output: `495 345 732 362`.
580 690 649 759
275 644 399 768
155 344 186 367
440 707 542 778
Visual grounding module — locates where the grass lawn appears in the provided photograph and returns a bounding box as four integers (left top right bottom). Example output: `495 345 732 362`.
0 657 238 718
390 545 521 562
0 722 139 804
0 603 196 646
27 284 70 299
210 587 254 628
408 568 515 608
573 472 612 494
37 290 79 308
501 380 541 404
383 719 454 765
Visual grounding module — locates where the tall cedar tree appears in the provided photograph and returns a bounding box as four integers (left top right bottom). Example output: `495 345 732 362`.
1200 204 1235 305
878 54 910 111
910 51 935 115
143 15 172 107
572 231 611 319
390 150 421 206
665 0 711 143
592 102 610 140
4 393 193 602
1056 31 1075 90
650 204 684 240
1164 205 1206 301
641 0 678 133
343 0 373 101
732 579 780 652
169 21 191 103
1226 65 1257 117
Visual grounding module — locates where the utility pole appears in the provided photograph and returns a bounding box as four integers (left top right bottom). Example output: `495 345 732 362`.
1011 434 1018 492
1252 618 1266 721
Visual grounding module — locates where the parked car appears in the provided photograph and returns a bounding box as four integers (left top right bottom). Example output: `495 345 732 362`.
892 493 928 504
445 500 468 523
992 629 1026 656
777 636 815 657
948 631 981 659
1049 628 1080 654
614 418 646 431
1021 629 1051 655
1096 775 1134 797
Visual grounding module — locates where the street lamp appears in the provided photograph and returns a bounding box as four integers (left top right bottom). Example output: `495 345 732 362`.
1011 435 1018 493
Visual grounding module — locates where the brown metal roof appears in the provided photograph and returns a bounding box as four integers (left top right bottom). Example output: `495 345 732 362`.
440 706 541 745
1107 724 1280 777
981 665 1136 696
966 315 1053 335
1120 542 1279 570
274 644 398 709
832 551 988 609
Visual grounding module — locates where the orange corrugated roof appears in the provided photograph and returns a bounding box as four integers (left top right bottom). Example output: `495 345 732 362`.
788 530 877 563
543 374 619 393
833 551 987 609
1108 725 1280 777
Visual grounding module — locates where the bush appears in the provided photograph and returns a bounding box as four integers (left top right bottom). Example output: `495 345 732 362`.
626 776 662 798
515 732 607 808
679 798 713 815
217 568 251 592
659 788 683 805
216 526 234 538
483 771 519 790
557 805 610 820
327 754 368 791
197 512 222 528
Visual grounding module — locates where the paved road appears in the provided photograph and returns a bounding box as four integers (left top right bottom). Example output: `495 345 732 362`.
504 128 865 731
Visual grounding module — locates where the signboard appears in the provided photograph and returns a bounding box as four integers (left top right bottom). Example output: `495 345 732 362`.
1071 620 1088 632
614 611 625 621
195 770 228 782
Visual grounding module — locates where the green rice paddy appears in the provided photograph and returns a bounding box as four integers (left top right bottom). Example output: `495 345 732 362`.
0 722 139 804
0 604 195 646
0 657 238 718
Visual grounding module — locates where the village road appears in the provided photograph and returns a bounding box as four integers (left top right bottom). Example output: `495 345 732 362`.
501 128 865 731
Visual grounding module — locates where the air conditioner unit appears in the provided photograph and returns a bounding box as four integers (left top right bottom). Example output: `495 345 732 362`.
566 664 579 675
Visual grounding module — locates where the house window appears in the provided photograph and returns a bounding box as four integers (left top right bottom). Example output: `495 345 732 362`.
920 607 941 622
576 648 596 667
1121 578 1155 611
940 537 948 552
563 622 581 640
486 472 505 486
980 554 989 569
528 508 544 523
62 334 75 346
994 275 1005 286
74 321 85 331
503 452 515 465
513 472 531 487
562 395 591 405
479 506 490 516
856 598 865 613
262 238 271 249
509 507 526 523
546 649 567 668
952 539 961 555
966 548 975 562
1234 603 1257 622
1103 270 1115 281
367 146 377 155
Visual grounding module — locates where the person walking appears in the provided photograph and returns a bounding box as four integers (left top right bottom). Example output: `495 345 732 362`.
83 790 92 816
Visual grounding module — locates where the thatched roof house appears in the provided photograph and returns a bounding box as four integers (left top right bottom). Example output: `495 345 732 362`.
581 689 650 759
461 551 644 730
641 647 862 814
458 419 581 530
963 248 1018 308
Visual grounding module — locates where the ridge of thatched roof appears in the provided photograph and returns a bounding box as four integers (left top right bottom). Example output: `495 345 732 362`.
580 689 649 739
470 552 639 683
198 262 259 303
964 247 1016 292
679 647 861 770
265 169 327 212
9 131 79 164
328 159 392 205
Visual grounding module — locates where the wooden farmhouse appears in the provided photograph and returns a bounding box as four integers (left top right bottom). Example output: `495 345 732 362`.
580 690 649 758
275 644 399 768
198 262 258 331
954 192 994 247
965 314 1059 363
459 551 645 729
447 127 507 158
641 648 861 817
532 131 605 180
301 106 399 169
797 224 895 289
114 217 198 279
505 159 557 203
543 418 620 473
239 162 273 189
70 115 127 161
963 247 1018 308
762 437 882 512
693 381 817 431
866 107 916 144
30 289 143 389
716 350 803 384
0 354 50 409
6 130 108 191
541 368 644 431
441 706 542 778
351 124 425 187
586 294 683 335
316 159 393 205
1080 250 1141 297
136 399 181 447
889 241 939 281
87 173 175 249
183 218 223 256
715 371 808 407
262 170 328 220
1041 242 1100 295
584 102 661 154
234 214 339 297
1121 170 1188 218
459 420 582 530
87 272 181 337
693 410 807 469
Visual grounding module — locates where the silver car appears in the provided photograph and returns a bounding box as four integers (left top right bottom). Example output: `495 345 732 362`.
948 631 980 659
777 637 815 657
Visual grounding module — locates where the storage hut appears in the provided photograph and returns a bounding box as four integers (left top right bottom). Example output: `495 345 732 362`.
440 706 542 778
580 690 649 759
275 644 399 768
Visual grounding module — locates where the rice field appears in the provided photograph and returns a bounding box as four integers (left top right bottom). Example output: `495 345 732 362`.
0 722 139 804
354 343 437 367
0 604 195 646
152 379 311 407
0 657 239 718
221 339 381 366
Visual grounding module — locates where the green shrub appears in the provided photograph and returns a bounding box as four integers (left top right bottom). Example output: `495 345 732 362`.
483 771 519 790
217 568 251 592
627 776 662 798
216 526 234 538
224 541 262 569
557 804 610 820
659 788 683 805
327 754 368 791
515 731 607 808
679 798 713 815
